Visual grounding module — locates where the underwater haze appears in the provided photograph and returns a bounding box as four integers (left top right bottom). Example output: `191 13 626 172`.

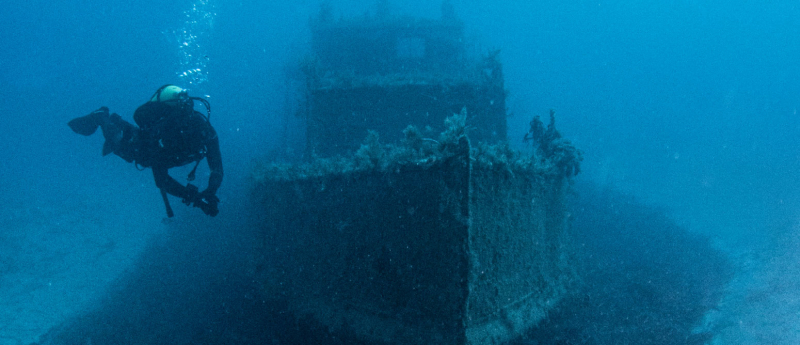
1 0 799 344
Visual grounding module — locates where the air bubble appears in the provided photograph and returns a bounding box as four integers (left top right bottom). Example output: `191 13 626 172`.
172 0 214 88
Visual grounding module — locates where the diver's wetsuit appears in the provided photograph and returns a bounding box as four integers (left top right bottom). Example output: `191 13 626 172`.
133 101 223 205
68 101 223 217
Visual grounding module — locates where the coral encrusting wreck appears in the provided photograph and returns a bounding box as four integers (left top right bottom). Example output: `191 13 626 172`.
250 4 581 345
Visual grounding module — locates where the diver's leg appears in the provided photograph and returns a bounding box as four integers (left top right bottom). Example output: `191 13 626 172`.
106 117 139 163
97 113 140 160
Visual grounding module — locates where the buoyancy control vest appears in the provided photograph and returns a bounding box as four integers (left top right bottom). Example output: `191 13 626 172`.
132 101 213 170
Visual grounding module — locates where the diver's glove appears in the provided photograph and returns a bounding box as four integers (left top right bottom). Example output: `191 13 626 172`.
197 190 220 217
182 184 219 217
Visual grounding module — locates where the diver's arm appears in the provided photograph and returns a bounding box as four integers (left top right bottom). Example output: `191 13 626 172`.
203 129 223 196
152 165 195 200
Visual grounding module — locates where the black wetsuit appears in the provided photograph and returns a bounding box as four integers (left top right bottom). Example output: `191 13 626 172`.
70 101 223 216
132 101 223 206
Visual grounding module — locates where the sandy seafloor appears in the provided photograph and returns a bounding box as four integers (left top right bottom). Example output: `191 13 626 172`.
0 201 158 345
706 220 800 344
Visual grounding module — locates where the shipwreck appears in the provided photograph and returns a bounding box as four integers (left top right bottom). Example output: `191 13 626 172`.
250 3 582 344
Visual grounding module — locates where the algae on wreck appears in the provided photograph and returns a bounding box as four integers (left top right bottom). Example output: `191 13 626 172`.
252 109 581 185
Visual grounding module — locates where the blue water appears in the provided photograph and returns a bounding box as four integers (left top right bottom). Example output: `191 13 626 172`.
1 0 799 344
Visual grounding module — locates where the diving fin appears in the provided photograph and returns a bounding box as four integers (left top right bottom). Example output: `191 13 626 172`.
68 114 100 136
68 107 109 136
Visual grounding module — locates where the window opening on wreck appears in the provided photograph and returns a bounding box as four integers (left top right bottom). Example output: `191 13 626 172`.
396 37 426 59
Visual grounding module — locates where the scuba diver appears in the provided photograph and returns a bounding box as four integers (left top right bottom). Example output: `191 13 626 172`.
68 85 223 217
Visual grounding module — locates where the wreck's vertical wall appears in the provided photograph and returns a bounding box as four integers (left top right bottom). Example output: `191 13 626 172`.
306 81 506 157
251 132 576 344
252 157 473 344
310 17 465 76
464 166 573 344
300 13 506 158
